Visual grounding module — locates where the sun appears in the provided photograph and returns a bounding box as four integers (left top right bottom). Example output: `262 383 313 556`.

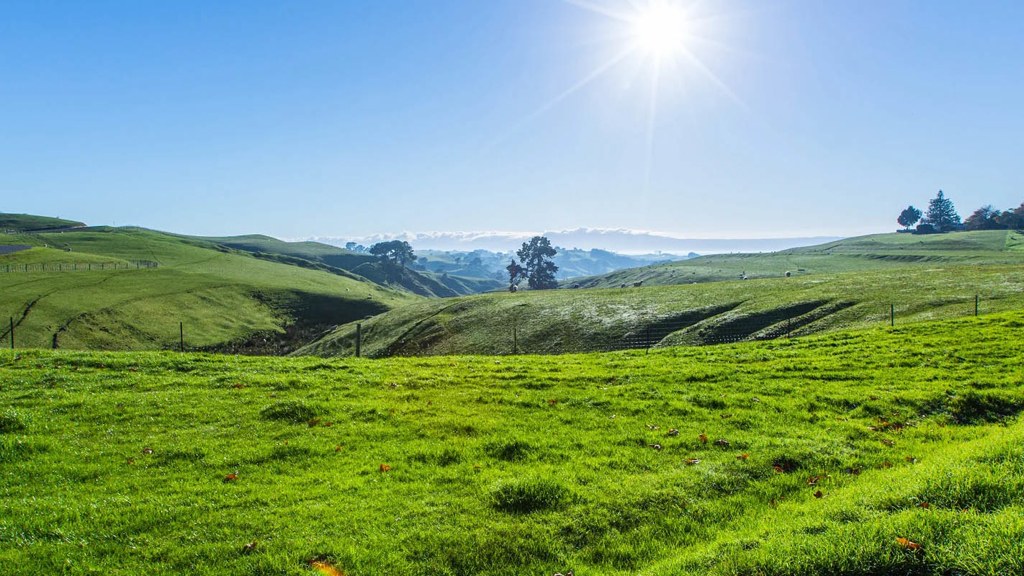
632 3 688 56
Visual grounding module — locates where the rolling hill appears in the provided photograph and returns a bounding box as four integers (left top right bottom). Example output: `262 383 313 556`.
188 234 503 297
0 219 418 354
571 230 1024 288
297 231 1024 358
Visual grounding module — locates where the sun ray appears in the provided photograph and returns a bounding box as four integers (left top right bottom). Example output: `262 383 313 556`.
677 45 749 112
485 43 639 151
561 0 636 22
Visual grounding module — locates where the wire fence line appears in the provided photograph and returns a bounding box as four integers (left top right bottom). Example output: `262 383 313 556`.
0 294 996 357
1 260 159 273
367 294 992 358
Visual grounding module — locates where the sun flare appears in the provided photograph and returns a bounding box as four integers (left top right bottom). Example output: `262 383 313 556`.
632 3 688 55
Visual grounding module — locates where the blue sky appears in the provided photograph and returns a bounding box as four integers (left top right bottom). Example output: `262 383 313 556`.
2 0 1021 239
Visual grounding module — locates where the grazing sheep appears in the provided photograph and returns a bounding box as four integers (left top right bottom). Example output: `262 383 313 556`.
620 283 627 288
509 284 518 293
572 283 581 289
633 280 644 287
785 271 791 277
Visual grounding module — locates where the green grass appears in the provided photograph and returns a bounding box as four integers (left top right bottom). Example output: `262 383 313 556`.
2 312 1023 574
575 230 1024 288
0 227 418 353
298 260 1024 357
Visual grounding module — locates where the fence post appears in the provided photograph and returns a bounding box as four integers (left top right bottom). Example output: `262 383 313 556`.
179 322 184 352
890 304 894 327
513 325 518 355
356 323 361 358
9 317 13 350
646 326 651 354
975 294 979 317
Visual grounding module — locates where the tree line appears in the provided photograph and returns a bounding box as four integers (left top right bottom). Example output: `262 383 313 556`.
898 190 1024 233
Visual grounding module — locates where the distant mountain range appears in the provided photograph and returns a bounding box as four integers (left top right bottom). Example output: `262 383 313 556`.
306 228 844 255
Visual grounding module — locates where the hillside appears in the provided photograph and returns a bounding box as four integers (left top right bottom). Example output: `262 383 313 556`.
298 232 1024 358
3 312 1023 574
190 234 502 296
0 225 418 354
0 213 85 232
572 230 1024 288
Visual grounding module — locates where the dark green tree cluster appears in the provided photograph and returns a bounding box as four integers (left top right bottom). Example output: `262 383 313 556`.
507 236 558 290
898 190 1023 233
370 240 415 280
963 203 1024 231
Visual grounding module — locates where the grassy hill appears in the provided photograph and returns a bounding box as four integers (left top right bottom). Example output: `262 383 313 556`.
572 230 1024 288
190 234 502 297
0 213 85 232
296 259 1024 358
0 225 418 354
2 312 1022 574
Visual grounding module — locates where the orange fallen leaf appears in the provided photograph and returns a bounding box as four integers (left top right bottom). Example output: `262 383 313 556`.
737 453 750 460
881 439 895 447
807 475 821 485
311 560 345 576
232 383 244 389
667 428 679 436
906 456 918 463
813 490 825 499
685 459 701 465
141 448 153 455
308 418 322 427
918 502 930 509
896 537 922 551
772 465 785 473
335 446 342 452
224 473 239 482
125 457 135 464
720 414 733 419
548 399 558 405
379 464 391 472
699 434 708 444
241 541 258 554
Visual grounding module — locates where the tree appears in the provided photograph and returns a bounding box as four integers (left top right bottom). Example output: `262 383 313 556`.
924 190 961 231
369 240 416 280
505 259 525 291
995 203 1024 230
964 205 1002 230
515 236 559 290
345 242 358 251
897 206 922 230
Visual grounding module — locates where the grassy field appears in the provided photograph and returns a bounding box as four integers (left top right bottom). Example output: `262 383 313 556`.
573 230 1024 288
298 260 1024 358
2 312 1022 574
0 226 418 353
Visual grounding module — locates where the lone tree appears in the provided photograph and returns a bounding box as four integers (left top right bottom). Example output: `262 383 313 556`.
370 240 415 280
513 236 559 290
505 259 525 291
924 190 961 231
897 206 922 230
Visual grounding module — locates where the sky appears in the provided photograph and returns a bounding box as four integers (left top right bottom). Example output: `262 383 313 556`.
2 0 1022 241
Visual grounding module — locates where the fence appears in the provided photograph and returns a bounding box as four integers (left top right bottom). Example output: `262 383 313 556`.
0 294 999 357
1 260 158 273
358 294 993 359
